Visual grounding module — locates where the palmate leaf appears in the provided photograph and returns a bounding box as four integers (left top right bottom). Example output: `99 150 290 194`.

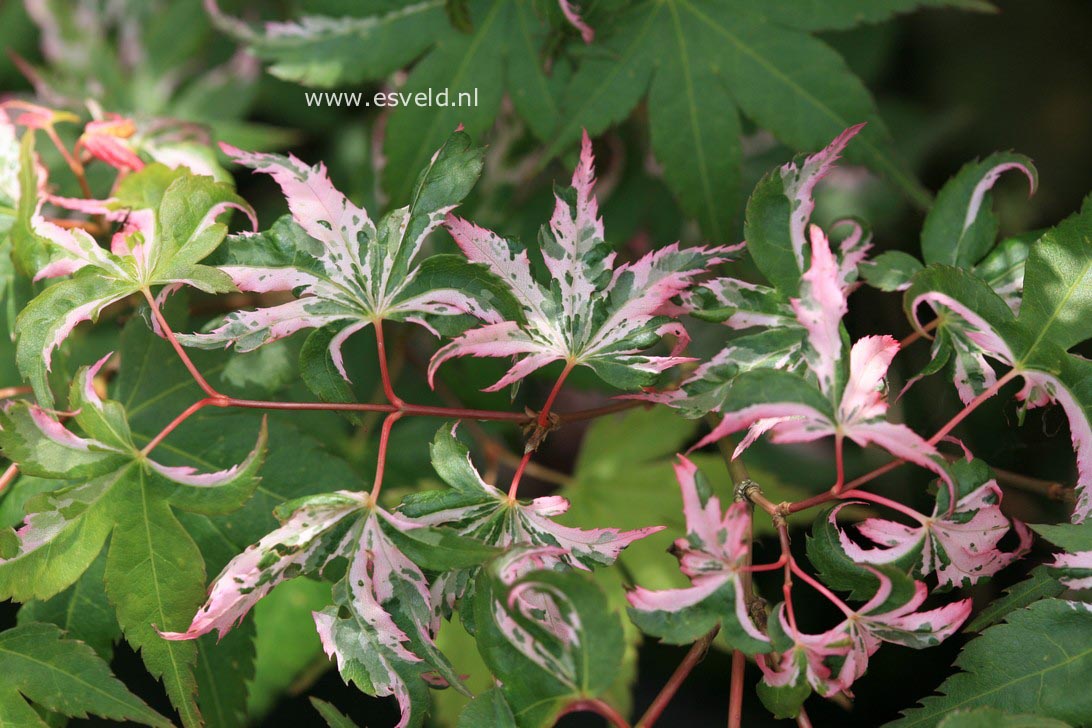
821 459 1031 590
888 599 1092 727
0 357 267 727
12 158 253 409
207 0 568 203
205 0 965 238
401 424 661 623
903 194 1092 521
17 549 120 660
114 307 372 725
697 333 955 493
562 406 814 589
163 489 497 728
0 622 171 727
666 127 873 417
859 153 1036 306
758 566 970 716
884 153 1039 403
180 130 515 404
430 132 737 392
920 153 1037 269
472 548 626 727
626 456 770 652
548 1 934 237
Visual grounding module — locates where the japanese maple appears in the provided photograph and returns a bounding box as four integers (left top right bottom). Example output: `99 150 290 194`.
0 6 1089 726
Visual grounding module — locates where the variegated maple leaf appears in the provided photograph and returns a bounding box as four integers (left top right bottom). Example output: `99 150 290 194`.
903 196 1092 524
827 459 1031 589
177 131 511 385
484 546 586 688
696 246 954 491
626 455 770 652
898 154 1038 407
400 425 660 621
758 603 850 700
470 546 627 724
659 126 872 416
14 162 254 408
428 131 739 393
759 567 970 700
163 488 496 728
0 352 265 500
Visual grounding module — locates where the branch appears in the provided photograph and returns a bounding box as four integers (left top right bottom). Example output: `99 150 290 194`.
636 628 719 728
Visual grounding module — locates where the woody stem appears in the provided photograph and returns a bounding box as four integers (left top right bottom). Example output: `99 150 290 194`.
507 362 574 499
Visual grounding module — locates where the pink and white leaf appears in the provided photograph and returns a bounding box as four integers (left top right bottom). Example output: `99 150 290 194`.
791 225 847 397
178 298 351 352
757 604 851 696
31 214 128 281
434 131 734 391
146 418 266 489
626 457 769 645
558 0 594 43
408 427 659 571
1010 371 1092 523
428 321 557 392
780 123 866 273
220 143 373 286
830 478 1031 587
160 491 367 640
854 568 972 651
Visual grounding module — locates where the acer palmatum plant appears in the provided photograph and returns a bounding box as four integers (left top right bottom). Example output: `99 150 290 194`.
0 47 1090 728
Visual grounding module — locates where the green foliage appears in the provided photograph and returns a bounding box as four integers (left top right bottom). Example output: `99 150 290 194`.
201 0 986 238
0 622 170 727
964 566 1065 632
890 599 1092 726
935 707 1070 728
310 697 361 728
1 3 1089 725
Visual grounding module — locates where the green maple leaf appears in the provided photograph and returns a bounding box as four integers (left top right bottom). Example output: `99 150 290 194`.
546 0 953 238
205 0 992 237
0 622 171 727
0 358 267 727
889 599 1092 726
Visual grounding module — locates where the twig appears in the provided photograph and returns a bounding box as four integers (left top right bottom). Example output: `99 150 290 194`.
0 463 19 494
508 362 574 499
636 629 718 728
558 698 630 728
899 318 938 349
